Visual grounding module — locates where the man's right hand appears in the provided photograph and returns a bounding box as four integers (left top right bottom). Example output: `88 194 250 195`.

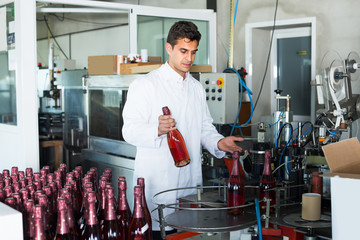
158 114 177 136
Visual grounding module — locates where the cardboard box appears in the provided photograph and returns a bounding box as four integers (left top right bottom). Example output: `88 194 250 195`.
322 137 360 240
190 64 212 73
88 55 162 75
88 55 121 75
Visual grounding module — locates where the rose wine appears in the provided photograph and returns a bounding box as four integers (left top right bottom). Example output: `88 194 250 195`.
54 198 71 240
62 192 80 239
227 151 245 215
258 150 276 214
116 178 131 240
81 191 101 240
101 187 121 239
32 205 51 240
128 186 150 240
137 178 152 240
162 106 190 167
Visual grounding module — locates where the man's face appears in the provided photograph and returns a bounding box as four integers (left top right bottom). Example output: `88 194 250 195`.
166 38 198 79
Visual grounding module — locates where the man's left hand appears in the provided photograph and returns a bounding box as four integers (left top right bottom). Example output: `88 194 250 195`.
217 136 244 153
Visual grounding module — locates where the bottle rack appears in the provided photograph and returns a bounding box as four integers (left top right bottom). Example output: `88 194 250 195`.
152 185 257 234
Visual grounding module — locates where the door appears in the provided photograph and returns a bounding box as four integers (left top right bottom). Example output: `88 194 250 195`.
271 27 312 121
277 36 311 117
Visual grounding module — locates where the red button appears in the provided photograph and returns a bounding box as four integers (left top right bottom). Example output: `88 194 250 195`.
216 79 222 85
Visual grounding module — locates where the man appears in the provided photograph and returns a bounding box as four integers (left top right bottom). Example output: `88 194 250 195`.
122 21 243 238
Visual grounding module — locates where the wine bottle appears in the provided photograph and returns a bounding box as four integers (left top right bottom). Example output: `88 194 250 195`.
137 178 152 239
128 186 150 240
69 180 82 221
258 150 276 214
24 199 35 240
97 178 107 224
101 187 121 239
40 169 47 178
62 191 80 239
3 169 10 178
116 178 131 240
12 182 20 194
12 192 23 212
0 190 5 202
18 170 25 180
4 185 13 198
25 167 33 177
38 194 55 239
227 151 245 215
4 197 16 210
162 106 191 167
81 191 102 240
78 186 94 232
55 198 71 240
11 166 18 175
32 205 51 240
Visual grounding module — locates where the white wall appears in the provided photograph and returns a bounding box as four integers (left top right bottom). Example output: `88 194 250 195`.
216 0 360 137
37 25 129 69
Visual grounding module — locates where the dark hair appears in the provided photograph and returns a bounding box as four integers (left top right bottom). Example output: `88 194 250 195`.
166 21 202 47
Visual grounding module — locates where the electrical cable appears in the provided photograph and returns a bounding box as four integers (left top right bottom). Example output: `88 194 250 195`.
254 198 263 240
268 108 285 128
253 0 279 112
233 0 239 26
224 68 254 135
278 122 313 179
43 16 69 60
276 122 293 180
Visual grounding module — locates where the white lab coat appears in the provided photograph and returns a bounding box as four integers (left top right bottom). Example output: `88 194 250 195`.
122 62 225 230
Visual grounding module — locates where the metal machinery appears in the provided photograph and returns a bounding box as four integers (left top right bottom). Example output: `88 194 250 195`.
156 54 360 239
81 75 138 208
37 45 87 171
166 52 360 239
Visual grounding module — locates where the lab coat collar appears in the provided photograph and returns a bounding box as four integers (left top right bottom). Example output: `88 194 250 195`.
164 62 190 84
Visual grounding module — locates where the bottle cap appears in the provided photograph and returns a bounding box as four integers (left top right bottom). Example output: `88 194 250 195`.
162 106 170 115
62 192 72 204
232 151 240 159
38 194 48 205
105 187 115 198
47 173 55 183
32 204 43 219
33 172 41 181
87 191 97 203
11 167 18 175
25 168 33 176
24 199 34 212
118 179 127 191
137 177 145 187
57 197 67 211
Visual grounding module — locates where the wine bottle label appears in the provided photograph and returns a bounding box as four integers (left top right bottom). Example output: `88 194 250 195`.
135 223 149 235
141 223 149 234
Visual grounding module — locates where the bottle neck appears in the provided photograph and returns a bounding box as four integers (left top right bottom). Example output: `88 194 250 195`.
263 151 272 176
132 195 144 219
67 206 76 228
105 197 116 221
231 157 240 176
34 218 46 240
86 202 99 226
118 190 128 211
56 210 69 235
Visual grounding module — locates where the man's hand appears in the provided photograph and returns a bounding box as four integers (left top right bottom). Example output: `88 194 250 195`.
158 114 177 136
217 136 244 153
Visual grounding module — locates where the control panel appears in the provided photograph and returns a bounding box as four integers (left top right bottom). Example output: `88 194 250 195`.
199 73 239 124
